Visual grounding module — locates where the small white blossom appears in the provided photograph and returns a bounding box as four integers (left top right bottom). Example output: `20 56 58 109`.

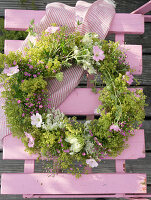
42 108 65 131
31 113 42 128
86 158 98 168
82 33 92 43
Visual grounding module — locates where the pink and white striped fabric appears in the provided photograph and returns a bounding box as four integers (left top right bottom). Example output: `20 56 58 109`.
0 0 115 147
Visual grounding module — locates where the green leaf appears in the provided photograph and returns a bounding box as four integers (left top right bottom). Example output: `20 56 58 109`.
56 72 63 82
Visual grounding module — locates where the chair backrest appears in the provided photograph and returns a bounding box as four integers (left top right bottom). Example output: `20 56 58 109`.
1 8 148 199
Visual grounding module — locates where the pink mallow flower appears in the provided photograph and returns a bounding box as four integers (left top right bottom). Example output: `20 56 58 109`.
17 100 21 104
24 132 35 148
93 46 105 62
3 65 19 76
109 124 121 132
123 71 134 85
45 26 60 34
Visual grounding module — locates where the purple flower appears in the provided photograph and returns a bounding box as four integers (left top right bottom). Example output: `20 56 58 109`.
3 65 19 76
29 65 33 69
17 100 21 104
45 66 48 69
29 103 34 107
123 71 134 85
22 113 25 117
37 72 40 75
109 124 121 132
56 149 60 153
33 74 37 78
82 152 86 156
26 98 29 101
93 46 105 62
13 61 17 65
24 72 28 76
63 149 70 153
24 132 35 148
29 59 32 62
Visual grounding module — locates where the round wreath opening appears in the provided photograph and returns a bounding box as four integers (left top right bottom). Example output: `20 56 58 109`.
0 24 146 177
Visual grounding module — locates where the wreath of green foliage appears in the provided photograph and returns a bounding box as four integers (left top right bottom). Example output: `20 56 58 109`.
0 24 146 177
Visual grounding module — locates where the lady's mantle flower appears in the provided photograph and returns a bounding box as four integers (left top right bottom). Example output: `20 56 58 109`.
86 158 98 168
93 46 105 62
3 65 19 76
31 113 42 128
110 124 121 132
45 26 60 33
123 71 134 85
25 132 35 148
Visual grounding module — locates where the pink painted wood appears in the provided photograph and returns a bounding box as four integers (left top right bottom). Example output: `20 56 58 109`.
58 88 142 115
4 40 142 75
132 1 151 14
4 10 144 34
1 173 146 194
2 5 149 198
2 129 145 160
4 40 23 55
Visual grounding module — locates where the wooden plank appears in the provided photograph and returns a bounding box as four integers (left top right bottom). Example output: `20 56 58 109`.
1 153 151 185
4 9 144 34
2 129 145 160
58 88 142 115
4 40 23 55
131 1 151 14
1 173 146 194
4 40 142 75
142 120 151 151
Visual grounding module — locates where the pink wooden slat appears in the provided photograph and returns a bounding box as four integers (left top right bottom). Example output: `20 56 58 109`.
58 88 142 115
1 173 146 194
121 44 142 75
2 129 145 160
4 40 23 55
109 13 144 34
5 40 142 75
4 9 144 34
5 9 45 31
132 1 151 14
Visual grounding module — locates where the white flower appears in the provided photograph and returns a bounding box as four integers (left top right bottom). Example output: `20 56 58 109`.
94 107 101 115
86 159 98 168
82 33 92 43
88 67 97 74
70 142 82 153
3 65 19 76
29 35 37 46
31 113 42 128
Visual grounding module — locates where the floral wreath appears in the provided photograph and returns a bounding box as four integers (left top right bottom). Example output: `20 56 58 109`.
0 23 146 177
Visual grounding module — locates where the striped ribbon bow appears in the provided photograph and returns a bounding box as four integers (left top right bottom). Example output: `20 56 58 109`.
0 0 115 146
